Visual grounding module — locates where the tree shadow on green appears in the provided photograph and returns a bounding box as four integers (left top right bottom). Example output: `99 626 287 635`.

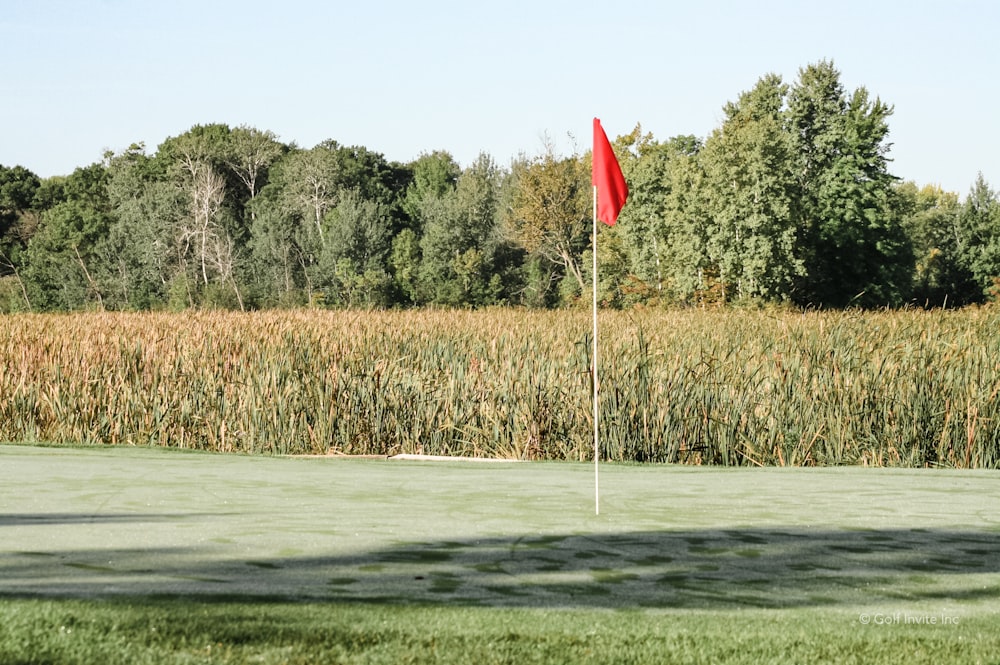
3 523 1000 609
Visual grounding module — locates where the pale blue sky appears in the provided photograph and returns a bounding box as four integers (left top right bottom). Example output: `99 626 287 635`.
2 0 997 196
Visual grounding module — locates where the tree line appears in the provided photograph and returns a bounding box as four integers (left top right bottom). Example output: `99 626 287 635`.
2 61 998 313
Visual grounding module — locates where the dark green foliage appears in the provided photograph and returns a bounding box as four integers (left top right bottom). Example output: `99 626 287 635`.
789 65 914 307
0 164 42 297
958 174 1000 300
20 165 114 310
417 153 505 306
4 62 998 312
0 164 41 226
701 74 803 301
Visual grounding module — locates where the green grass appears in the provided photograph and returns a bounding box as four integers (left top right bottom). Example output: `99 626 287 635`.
2 599 999 665
3 445 1000 663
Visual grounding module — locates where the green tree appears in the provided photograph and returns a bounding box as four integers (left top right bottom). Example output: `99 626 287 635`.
418 153 503 305
223 125 285 221
104 144 188 309
316 190 394 307
700 74 803 302
0 165 42 230
389 228 421 304
788 60 912 307
504 145 590 303
402 151 461 225
657 149 716 303
614 130 701 301
0 164 41 309
390 151 463 305
249 145 339 303
957 173 1000 300
247 196 305 307
897 182 974 306
156 125 258 308
331 144 408 210
158 124 243 219
21 164 113 310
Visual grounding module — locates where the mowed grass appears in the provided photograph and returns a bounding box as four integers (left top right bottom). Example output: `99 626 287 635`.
2 307 1000 466
3 599 1000 665
2 445 1000 663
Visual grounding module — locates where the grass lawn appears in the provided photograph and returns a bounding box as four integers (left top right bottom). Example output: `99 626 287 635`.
2 444 1000 663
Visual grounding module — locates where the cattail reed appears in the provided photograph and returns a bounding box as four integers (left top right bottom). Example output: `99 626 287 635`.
1 308 997 467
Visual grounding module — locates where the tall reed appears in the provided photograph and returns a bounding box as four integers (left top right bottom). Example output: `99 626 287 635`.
1 307 997 467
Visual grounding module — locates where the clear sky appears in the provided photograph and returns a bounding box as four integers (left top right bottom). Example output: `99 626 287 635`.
2 0 997 196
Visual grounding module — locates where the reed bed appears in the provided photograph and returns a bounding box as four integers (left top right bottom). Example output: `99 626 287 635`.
1 307 998 466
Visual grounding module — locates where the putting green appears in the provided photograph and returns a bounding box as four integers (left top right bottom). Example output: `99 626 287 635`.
2 444 999 615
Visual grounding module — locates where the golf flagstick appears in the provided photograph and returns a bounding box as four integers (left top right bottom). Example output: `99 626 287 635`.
593 184 600 516
590 117 628 517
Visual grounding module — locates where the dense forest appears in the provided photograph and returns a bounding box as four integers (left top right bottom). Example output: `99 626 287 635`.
2 61 999 313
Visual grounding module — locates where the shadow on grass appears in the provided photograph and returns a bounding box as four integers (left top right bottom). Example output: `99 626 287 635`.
0 513 212 526
3 521 1000 609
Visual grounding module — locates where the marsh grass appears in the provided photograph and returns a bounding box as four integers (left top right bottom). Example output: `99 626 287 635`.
2 307 998 466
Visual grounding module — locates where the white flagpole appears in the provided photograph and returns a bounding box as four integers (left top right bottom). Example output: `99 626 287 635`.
592 184 600 516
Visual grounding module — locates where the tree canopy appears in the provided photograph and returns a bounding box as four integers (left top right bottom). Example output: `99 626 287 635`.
2 61 998 312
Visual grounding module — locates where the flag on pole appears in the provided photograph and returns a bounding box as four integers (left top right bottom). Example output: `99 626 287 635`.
592 118 628 225
590 118 628 516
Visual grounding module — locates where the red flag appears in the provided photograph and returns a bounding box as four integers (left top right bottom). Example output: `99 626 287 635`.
592 118 628 225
